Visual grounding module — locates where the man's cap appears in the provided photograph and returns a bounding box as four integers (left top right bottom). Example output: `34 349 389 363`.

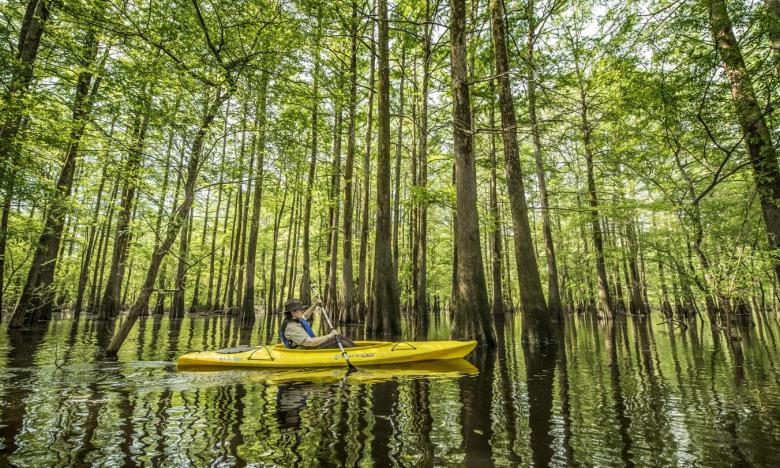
283 299 308 315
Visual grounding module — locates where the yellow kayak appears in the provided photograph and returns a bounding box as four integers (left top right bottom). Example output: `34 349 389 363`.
176 340 477 368
177 359 479 385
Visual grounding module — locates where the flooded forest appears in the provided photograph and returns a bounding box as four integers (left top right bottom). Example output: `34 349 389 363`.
1 0 780 465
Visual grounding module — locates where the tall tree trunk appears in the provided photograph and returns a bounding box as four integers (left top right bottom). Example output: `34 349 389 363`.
290 189 303 298
236 117 256 311
526 0 562 321
99 89 152 319
226 104 249 312
207 100 230 310
658 256 673 318
149 125 175 314
341 3 359 322
0 191 12 314
625 219 647 314
705 0 780 281
449 0 495 347
9 24 100 327
88 171 120 313
612 223 628 313
393 49 406 276
368 0 401 335
215 189 232 311
328 105 344 312
488 80 503 316
0 194 11 313
267 188 287 313
155 146 185 315
106 88 229 356
490 0 553 345
573 52 612 319
0 0 50 191
241 73 269 325
74 160 109 316
410 56 420 323
279 190 300 309
359 5 377 318
171 201 193 318
621 244 632 315
415 1 432 323
301 17 322 306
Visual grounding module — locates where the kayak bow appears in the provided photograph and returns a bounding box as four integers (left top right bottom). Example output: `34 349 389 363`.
176 340 477 368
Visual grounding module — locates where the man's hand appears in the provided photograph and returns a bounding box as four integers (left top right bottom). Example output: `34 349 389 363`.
328 329 338 337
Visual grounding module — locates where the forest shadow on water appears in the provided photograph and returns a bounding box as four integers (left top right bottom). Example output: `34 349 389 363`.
0 311 778 466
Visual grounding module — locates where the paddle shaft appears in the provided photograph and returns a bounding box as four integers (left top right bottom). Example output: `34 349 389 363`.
313 289 356 371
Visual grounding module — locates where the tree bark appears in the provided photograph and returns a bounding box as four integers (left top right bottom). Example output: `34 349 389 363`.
658 256 673 318
393 49 406 276
225 104 249 312
368 0 401 335
488 80 504 316
0 0 50 182
207 100 230 310
358 4 377 319
88 171 120 313
625 219 647 314
449 0 495 347
241 73 269 325
236 113 256 311
327 105 343 313
214 189 231 311
490 0 553 344
572 50 612 319
526 0 562 321
300 17 321 307
279 189 300 309
267 187 287 314
705 0 780 281
341 2 359 322
74 155 110 316
415 0 433 323
0 194 11 313
171 202 193 318
147 126 174 315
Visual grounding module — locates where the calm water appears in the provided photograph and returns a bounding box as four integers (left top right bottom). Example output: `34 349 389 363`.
0 311 779 466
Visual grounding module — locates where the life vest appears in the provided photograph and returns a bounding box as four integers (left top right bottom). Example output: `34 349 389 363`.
279 317 316 348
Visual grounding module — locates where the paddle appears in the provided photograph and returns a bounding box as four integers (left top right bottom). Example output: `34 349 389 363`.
312 285 358 373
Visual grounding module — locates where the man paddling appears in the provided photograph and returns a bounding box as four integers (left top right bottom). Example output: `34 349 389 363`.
280 299 356 349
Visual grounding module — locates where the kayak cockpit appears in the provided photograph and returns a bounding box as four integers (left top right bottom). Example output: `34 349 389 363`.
269 341 389 352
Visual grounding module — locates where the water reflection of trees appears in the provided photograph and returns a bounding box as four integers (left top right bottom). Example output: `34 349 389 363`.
1 314 780 465
524 341 556 468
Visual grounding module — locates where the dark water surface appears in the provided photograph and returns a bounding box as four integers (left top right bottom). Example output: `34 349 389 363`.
0 312 779 466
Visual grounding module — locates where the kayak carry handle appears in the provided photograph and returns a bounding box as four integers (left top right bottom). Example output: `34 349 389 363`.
248 346 274 361
391 342 417 351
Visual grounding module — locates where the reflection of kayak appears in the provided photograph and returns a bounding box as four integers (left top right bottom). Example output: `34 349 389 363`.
178 358 479 384
176 340 477 368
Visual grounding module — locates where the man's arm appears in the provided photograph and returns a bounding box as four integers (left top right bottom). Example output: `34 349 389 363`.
302 299 322 321
302 329 337 347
